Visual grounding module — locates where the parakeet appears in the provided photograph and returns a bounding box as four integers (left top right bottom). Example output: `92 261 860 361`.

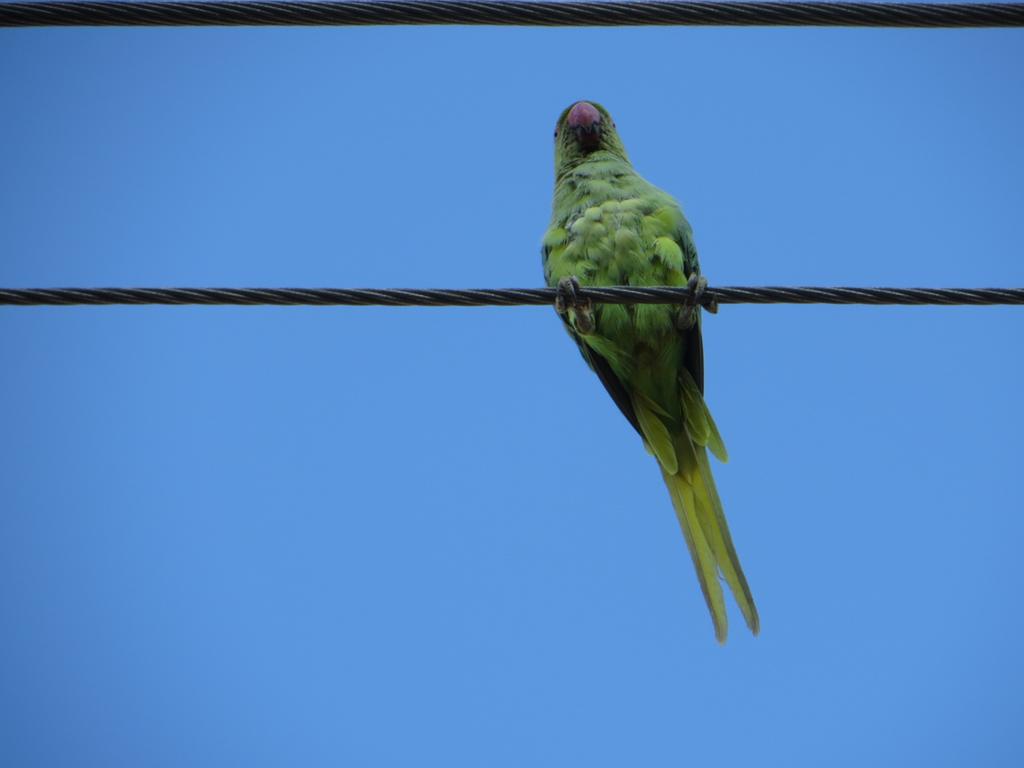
542 101 758 642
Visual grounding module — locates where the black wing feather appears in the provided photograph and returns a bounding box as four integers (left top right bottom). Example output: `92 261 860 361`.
684 320 705 395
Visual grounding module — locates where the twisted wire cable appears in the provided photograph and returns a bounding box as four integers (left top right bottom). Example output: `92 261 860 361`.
1 285 1022 307
2 1 1023 28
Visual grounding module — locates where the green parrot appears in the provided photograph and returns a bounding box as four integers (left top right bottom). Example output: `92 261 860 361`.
542 101 758 642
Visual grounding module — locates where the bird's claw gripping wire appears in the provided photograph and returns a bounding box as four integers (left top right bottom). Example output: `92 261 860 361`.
554 275 582 313
687 272 717 312
678 272 717 330
555 276 595 334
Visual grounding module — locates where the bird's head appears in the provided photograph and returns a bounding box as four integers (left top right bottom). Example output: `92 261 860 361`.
553 101 628 172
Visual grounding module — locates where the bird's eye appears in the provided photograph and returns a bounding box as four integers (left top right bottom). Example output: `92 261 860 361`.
553 128 559 139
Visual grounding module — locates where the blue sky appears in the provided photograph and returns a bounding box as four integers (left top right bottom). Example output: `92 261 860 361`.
2 16 1023 768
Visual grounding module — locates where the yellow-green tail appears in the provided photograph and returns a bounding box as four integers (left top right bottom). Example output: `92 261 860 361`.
634 374 759 643
661 450 759 642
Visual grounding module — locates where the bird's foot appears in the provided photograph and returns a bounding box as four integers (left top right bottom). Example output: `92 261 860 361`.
555 276 595 335
677 272 717 330
555 275 584 314
685 272 715 311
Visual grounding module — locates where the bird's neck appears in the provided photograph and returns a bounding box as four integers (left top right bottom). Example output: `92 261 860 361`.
552 152 642 222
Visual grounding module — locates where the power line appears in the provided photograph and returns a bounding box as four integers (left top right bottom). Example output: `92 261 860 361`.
1 286 1022 307
2 1 1023 28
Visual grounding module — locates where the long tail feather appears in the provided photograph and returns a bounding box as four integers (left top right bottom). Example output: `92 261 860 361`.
662 467 729 641
637 384 758 642
691 447 760 635
662 440 758 642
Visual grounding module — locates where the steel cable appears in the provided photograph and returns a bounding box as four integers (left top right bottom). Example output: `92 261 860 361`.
2 285 1022 307
2 1 1023 28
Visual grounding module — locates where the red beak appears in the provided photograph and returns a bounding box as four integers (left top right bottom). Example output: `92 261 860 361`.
566 102 602 151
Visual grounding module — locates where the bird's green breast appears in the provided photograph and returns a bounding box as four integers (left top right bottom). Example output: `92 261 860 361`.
543 157 692 356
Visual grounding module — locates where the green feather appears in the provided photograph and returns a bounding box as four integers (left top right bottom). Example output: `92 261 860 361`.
664 468 728 643
634 397 678 476
680 368 728 463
